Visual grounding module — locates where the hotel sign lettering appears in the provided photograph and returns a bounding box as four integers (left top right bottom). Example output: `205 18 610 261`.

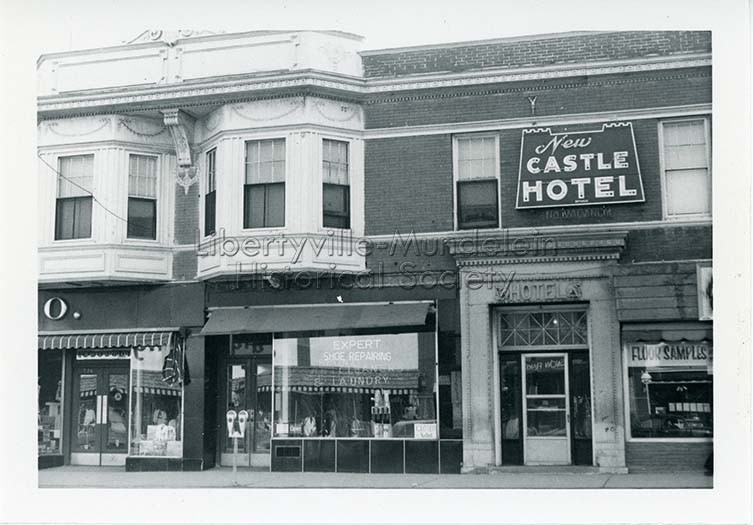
496 280 583 303
516 122 645 209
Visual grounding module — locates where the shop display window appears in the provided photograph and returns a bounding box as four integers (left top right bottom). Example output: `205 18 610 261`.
273 331 437 440
625 342 713 439
38 351 63 455
129 344 184 456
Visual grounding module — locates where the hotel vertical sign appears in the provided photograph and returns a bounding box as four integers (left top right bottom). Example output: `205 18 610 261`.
516 122 645 209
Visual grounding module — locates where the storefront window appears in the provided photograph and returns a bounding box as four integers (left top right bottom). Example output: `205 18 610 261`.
273 331 437 439
38 351 63 455
625 341 713 439
129 343 184 456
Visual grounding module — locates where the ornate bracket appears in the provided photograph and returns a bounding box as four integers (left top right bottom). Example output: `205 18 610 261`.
162 109 199 194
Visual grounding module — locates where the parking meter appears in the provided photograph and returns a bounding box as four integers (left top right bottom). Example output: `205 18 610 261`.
226 410 237 436
238 410 249 438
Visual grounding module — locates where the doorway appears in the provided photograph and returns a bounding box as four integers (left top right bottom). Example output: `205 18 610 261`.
220 357 273 467
70 363 130 466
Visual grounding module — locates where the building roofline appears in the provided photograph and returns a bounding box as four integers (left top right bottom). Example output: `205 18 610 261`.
37 29 364 66
359 30 692 56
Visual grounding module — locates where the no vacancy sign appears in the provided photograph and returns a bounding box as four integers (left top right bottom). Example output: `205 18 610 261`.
516 122 645 209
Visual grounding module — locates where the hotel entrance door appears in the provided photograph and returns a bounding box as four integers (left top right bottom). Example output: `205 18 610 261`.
70 363 130 466
522 353 571 465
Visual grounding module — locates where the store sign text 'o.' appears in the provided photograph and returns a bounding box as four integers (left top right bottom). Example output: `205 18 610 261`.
43 297 68 320
516 122 645 209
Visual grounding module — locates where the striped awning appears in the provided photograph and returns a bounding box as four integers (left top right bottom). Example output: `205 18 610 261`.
38 331 173 350
136 386 181 397
258 384 415 395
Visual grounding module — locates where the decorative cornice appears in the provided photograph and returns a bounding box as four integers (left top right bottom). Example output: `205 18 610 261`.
449 230 629 266
37 55 710 117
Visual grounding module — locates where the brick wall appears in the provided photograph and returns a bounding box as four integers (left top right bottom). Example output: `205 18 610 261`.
364 117 711 234
364 68 711 129
173 182 199 279
365 134 454 234
362 31 710 78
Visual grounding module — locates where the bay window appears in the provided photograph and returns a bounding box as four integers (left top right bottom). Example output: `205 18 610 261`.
55 155 93 240
455 135 499 230
127 154 158 239
322 139 350 229
244 138 285 229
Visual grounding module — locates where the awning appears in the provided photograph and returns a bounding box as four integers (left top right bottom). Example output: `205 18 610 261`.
201 302 432 335
255 366 420 394
38 331 173 350
622 323 712 343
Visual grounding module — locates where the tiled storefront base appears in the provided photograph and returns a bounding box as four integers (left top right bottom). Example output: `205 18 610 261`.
626 441 712 472
125 457 204 472
38 455 64 469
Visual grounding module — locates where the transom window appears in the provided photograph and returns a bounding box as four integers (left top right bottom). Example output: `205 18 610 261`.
455 135 499 230
661 118 711 219
322 139 350 229
127 154 158 239
55 154 94 240
244 139 285 229
499 310 588 349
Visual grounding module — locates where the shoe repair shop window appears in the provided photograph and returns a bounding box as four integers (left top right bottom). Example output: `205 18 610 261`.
129 337 187 456
624 341 713 440
272 331 438 440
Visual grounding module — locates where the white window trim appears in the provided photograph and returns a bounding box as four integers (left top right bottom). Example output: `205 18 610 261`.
319 135 353 232
51 151 97 244
201 146 218 240
452 133 502 231
658 117 712 222
621 346 713 443
124 152 162 245
240 136 288 233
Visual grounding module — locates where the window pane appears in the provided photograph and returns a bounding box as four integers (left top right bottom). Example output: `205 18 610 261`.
127 198 156 239
128 155 157 199
55 196 92 240
273 332 437 439
664 120 706 146
244 185 266 228
206 149 216 193
525 356 566 395
265 183 285 227
666 169 711 216
457 180 498 229
323 184 350 229
130 345 184 457
58 155 94 197
457 137 497 180
246 139 286 184
628 367 713 439
205 191 216 235
38 351 63 456
665 144 707 170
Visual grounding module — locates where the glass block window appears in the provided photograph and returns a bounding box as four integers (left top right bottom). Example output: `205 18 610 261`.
499 310 588 349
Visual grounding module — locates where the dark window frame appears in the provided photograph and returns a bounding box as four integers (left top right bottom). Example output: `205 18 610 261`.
243 182 286 229
456 179 499 230
54 195 93 240
205 148 217 236
127 197 157 240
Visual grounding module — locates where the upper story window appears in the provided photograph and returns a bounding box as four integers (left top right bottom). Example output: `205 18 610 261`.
244 139 285 229
127 154 158 239
454 135 500 230
322 139 350 229
661 118 711 219
205 148 217 236
55 154 93 240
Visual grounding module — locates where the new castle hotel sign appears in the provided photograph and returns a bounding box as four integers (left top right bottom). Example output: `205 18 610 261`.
517 122 645 208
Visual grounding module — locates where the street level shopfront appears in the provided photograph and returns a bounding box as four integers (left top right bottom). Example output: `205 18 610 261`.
201 299 463 473
37 284 205 470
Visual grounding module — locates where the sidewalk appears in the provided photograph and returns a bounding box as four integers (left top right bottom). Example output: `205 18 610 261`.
38 466 713 489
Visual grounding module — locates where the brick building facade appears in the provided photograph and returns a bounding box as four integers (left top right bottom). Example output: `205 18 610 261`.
37 30 712 474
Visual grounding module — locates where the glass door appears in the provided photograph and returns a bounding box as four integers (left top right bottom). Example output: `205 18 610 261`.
70 364 129 466
221 358 272 467
522 353 571 465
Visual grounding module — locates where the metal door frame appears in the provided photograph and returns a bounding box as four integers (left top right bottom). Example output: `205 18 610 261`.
69 361 130 466
521 352 571 465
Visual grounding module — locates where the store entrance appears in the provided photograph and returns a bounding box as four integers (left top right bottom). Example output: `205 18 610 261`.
70 363 130 466
220 357 272 467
